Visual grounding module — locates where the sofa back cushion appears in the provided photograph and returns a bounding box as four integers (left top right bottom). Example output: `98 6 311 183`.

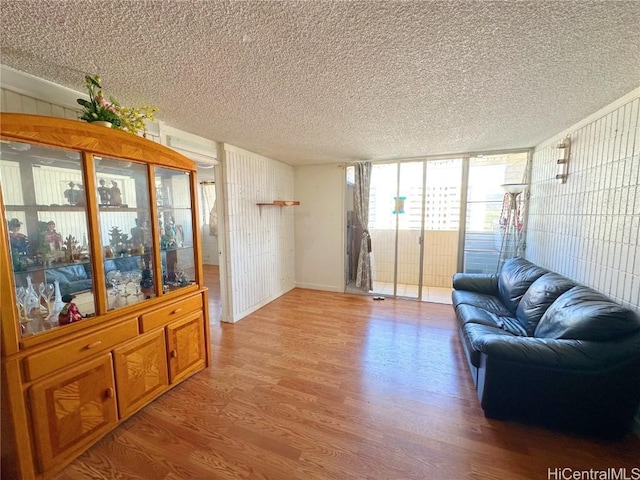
534 286 640 340
104 256 140 273
44 264 92 296
516 272 576 335
498 258 548 314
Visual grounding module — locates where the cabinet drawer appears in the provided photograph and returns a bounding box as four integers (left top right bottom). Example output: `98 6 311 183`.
140 294 203 332
24 318 139 382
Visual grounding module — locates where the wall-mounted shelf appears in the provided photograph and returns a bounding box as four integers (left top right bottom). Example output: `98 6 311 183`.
256 200 300 216
256 200 300 206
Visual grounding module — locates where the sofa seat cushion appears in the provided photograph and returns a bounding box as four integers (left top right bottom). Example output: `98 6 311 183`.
462 323 517 367
535 286 640 340
452 291 513 316
498 258 548 314
516 272 577 336
456 304 527 336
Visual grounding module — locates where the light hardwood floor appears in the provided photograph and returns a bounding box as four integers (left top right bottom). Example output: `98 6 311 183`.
204 264 222 322
52 286 640 479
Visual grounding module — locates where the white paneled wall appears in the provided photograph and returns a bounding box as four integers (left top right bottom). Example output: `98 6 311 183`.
1 87 162 144
222 144 295 322
1 87 79 119
527 95 640 314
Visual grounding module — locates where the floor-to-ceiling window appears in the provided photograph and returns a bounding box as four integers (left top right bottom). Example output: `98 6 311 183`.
463 152 529 274
345 150 531 302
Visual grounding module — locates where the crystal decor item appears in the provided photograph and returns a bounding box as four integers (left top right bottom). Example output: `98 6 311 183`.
25 275 42 316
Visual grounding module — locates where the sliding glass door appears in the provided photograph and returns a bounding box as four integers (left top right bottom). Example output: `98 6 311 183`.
346 158 462 302
422 159 462 301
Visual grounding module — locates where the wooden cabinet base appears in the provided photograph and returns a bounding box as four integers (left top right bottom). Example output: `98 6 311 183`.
1 291 210 479
29 354 118 473
167 312 206 384
114 330 169 418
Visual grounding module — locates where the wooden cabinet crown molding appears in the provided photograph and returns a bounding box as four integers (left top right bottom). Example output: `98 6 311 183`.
0 113 195 171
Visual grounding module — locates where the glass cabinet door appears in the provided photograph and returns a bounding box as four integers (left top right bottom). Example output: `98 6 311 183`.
0 141 96 336
94 157 156 310
155 167 196 293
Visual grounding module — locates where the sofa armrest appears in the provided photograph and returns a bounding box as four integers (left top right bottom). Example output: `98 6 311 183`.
474 333 640 435
452 273 498 295
471 329 640 370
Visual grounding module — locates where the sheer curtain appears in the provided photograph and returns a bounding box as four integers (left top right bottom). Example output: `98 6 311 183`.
354 161 372 291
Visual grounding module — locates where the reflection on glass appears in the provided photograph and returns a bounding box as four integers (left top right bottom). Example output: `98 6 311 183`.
464 153 528 274
155 167 195 293
0 142 96 336
95 157 156 310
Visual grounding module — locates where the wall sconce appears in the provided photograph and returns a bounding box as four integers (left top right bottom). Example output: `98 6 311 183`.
556 138 571 183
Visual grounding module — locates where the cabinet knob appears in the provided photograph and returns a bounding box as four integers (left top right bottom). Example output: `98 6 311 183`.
105 387 114 399
85 341 102 350
170 349 178 358
171 308 183 315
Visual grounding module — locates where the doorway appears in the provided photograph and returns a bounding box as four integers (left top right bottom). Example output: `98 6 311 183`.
197 167 221 322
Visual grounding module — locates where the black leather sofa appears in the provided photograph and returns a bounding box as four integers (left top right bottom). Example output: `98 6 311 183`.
452 257 640 436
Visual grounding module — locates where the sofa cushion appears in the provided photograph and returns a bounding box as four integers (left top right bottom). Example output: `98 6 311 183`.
534 286 640 341
44 264 92 296
516 272 577 336
498 258 548 314
104 256 140 273
452 273 498 295
456 304 527 336
452 290 513 316
462 323 517 367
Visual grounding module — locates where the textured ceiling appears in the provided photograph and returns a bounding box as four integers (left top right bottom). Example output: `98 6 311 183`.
1 1 639 166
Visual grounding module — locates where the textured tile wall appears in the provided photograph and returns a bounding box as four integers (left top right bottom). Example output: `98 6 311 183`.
223 145 295 321
527 96 640 313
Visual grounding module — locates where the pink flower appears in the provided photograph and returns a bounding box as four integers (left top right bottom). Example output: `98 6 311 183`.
97 95 116 112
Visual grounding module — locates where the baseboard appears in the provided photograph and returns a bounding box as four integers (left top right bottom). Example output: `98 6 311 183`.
225 284 296 323
294 282 344 293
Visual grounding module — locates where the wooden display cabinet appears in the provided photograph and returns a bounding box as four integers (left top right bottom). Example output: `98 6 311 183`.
0 114 212 479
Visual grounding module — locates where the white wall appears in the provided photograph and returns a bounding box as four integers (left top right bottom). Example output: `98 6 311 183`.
527 89 640 314
294 164 345 292
220 144 295 322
